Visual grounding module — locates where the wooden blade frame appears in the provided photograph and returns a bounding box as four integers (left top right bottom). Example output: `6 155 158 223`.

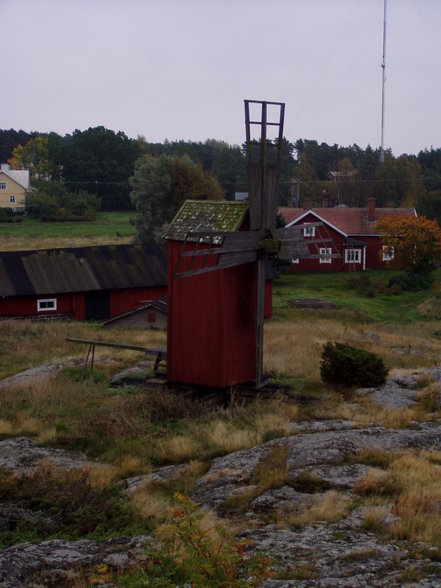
245 100 285 232
173 230 263 279
245 100 285 387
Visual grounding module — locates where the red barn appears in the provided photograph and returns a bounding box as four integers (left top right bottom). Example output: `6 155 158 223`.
279 198 417 272
0 244 167 321
165 200 273 388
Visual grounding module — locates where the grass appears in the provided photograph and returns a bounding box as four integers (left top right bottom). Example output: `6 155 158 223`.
273 269 441 323
2 266 441 563
0 211 136 250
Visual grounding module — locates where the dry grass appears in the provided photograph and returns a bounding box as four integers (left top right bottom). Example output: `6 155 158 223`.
250 445 289 491
354 468 391 496
289 491 352 527
129 460 208 520
264 318 441 381
358 451 441 546
0 319 166 380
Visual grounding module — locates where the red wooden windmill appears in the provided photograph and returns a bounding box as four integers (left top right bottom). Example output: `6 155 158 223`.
165 100 337 389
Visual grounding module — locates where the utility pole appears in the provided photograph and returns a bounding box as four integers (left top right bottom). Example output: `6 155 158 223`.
380 0 387 163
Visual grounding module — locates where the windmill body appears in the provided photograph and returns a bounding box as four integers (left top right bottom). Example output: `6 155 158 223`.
165 101 336 390
165 200 263 388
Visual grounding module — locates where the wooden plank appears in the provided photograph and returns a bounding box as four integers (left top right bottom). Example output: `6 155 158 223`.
66 338 166 358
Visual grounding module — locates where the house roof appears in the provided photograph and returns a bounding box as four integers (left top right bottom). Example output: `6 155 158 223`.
278 206 417 236
165 200 248 241
0 169 30 190
0 243 167 297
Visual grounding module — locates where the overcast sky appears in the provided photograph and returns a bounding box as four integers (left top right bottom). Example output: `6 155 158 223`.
2 0 440 156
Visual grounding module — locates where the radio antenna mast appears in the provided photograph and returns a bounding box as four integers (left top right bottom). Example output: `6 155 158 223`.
380 0 387 163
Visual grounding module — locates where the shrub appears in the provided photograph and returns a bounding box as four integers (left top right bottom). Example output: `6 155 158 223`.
121 493 273 587
320 342 388 388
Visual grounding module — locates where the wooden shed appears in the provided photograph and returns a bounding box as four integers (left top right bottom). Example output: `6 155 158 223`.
102 297 168 330
165 200 273 389
0 244 167 321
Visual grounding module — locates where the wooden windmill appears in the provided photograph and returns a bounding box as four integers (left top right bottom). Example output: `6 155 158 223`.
166 100 338 389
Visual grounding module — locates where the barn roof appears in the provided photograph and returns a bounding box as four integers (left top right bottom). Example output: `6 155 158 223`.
278 206 416 236
165 200 248 241
0 243 167 297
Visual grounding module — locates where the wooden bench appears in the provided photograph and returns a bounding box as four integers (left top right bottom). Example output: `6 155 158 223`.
66 338 167 381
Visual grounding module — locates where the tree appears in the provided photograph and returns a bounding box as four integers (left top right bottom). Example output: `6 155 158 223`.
26 181 100 221
376 215 441 277
62 127 141 210
417 190 441 227
130 154 223 243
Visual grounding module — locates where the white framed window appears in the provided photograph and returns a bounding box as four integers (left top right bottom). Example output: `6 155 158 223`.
37 298 57 312
303 224 315 238
9 195 15 203
382 245 394 261
319 247 332 264
291 258 300 264
345 248 362 264
0 182 6 190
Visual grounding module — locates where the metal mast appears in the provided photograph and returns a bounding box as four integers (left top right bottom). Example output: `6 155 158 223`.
380 0 387 163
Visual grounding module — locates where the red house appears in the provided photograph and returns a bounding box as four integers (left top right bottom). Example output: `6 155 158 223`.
0 244 167 321
165 200 273 389
279 198 417 272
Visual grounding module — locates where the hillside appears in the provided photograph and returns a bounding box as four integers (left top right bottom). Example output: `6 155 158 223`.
1 271 441 585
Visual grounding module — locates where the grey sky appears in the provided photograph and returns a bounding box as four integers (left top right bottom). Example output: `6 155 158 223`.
2 0 440 156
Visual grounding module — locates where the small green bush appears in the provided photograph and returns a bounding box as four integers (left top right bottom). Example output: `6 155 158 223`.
320 342 388 388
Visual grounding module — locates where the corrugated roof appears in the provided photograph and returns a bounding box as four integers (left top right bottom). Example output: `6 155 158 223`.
279 206 416 236
0 244 167 297
165 200 248 241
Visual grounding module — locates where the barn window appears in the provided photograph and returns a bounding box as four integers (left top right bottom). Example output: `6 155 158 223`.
37 298 57 312
319 247 332 264
147 311 156 323
382 245 394 261
9 195 15 203
0 182 6 190
303 224 315 238
345 249 361 264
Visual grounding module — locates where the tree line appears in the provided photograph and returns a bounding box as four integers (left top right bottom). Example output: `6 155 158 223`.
1 127 441 223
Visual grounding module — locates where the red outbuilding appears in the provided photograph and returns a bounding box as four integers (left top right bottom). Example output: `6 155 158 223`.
0 244 167 321
279 198 417 272
165 200 273 388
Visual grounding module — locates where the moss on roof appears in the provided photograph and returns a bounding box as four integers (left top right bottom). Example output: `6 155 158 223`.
165 200 249 241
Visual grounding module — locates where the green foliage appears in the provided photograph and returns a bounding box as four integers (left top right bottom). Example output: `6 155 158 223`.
26 181 100 221
0 466 150 548
130 153 223 243
121 493 273 587
0 208 22 223
62 126 141 210
320 342 388 388
389 270 434 292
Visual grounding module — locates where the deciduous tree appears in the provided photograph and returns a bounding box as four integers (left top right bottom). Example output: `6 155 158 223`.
130 154 223 243
376 215 441 275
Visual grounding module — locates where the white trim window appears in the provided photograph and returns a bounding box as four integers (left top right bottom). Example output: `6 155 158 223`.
303 224 315 238
0 182 6 190
9 195 15 203
345 248 362 264
37 298 57 312
382 245 394 262
319 247 332 264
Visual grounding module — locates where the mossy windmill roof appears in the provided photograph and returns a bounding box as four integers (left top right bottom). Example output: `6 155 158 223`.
165 200 249 241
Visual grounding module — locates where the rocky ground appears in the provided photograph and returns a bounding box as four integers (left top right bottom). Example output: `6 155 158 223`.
1 367 441 586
